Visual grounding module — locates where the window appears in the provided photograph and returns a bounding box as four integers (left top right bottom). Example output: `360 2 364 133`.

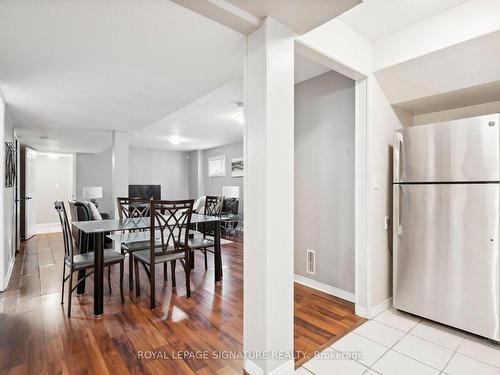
208 155 226 177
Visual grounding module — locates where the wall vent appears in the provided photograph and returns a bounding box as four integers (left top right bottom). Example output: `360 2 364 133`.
306 249 316 275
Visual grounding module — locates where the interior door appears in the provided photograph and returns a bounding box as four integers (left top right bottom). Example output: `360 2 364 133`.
24 147 37 239
393 183 500 341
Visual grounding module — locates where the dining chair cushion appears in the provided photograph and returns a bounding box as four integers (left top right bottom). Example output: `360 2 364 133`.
133 248 185 265
180 237 215 249
66 249 125 270
122 240 163 253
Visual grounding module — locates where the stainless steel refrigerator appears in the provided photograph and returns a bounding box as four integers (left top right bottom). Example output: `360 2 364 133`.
393 114 500 341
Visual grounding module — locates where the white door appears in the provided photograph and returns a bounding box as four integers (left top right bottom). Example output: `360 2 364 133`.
24 147 37 239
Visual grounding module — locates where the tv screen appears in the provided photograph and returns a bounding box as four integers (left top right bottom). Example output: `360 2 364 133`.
128 185 161 200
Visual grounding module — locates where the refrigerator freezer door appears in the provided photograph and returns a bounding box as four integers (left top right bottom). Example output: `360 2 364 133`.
393 183 500 341
394 114 500 183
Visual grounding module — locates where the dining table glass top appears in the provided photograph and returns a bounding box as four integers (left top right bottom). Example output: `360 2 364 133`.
71 213 234 234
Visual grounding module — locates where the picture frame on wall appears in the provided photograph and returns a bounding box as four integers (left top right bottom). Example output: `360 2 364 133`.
231 157 243 177
5 142 16 187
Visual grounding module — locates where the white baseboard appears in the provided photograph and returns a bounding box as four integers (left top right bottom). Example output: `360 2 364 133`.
294 274 355 303
355 305 368 318
244 359 264 375
269 360 294 375
244 359 294 375
368 297 393 319
35 222 61 234
1 255 15 291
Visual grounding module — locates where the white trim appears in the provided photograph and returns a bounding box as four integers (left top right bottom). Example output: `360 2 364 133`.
0 256 15 291
244 359 264 375
269 360 294 375
367 297 393 319
294 274 355 303
355 305 368 318
35 222 62 234
354 78 369 318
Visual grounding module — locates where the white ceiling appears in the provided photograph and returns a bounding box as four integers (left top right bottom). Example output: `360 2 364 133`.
375 29 500 113
0 0 244 152
0 0 332 154
131 78 244 151
225 0 361 34
131 55 331 151
340 0 470 41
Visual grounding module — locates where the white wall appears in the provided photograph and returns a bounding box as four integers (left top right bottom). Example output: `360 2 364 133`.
129 147 189 200
366 76 412 310
76 147 113 214
0 97 16 291
35 154 73 224
294 70 355 293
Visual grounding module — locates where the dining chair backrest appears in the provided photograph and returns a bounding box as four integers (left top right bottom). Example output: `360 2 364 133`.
117 197 152 219
205 196 223 217
68 201 92 253
54 201 74 264
150 200 194 259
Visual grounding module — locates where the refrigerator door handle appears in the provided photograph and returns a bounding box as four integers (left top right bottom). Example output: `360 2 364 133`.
394 184 402 235
397 132 404 182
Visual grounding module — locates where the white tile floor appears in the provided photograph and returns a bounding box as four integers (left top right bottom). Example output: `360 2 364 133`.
296 308 500 375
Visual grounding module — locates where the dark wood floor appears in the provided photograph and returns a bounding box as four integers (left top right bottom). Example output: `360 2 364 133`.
0 233 363 374
294 284 365 367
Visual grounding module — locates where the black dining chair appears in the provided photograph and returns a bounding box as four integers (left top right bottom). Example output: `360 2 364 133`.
117 197 165 291
184 195 223 270
117 196 151 219
68 201 114 295
55 201 125 317
133 199 194 309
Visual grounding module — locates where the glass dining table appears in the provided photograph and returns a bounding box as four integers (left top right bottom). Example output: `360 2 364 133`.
71 213 228 317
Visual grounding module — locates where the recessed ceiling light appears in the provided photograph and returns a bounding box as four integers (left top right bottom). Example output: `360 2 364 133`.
169 135 181 145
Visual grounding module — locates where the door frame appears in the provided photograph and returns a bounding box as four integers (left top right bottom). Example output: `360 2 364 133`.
294 39 370 318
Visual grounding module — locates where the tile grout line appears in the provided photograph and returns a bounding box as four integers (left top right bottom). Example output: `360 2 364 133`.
301 313 500 374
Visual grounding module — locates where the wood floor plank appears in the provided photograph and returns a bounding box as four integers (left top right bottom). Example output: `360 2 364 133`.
0 233 363 374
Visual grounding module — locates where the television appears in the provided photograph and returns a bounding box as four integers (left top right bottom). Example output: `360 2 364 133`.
128 185 161 200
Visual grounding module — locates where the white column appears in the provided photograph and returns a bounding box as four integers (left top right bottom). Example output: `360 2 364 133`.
244 17 295 375
111 130 129 218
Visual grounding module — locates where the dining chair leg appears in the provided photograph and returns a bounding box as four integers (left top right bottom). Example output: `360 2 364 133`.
171 260 176 291
190 251 195 269
185 265 191 298
119 262 124 303
67 271 73 318
108 265 112 294
150 272 155 310
163 262 168 283
203 249 208 270
61 262 66 305
134 257 141 297
128 252 134 291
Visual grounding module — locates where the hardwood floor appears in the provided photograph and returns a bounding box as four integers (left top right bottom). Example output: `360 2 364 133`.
0 233 363 374
294 284 365 367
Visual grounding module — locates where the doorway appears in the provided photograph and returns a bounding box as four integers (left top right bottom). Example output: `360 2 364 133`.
293 54 360 365
21 148 75 238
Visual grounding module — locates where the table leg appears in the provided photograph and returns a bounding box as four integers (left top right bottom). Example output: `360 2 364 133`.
214 220 222 283
94 232 104 317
